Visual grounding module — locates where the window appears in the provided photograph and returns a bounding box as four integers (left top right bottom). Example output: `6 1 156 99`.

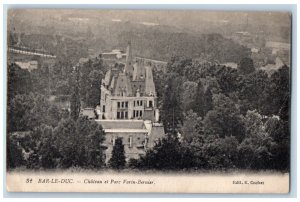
129 136 133 148
125 111 128 119
121 112 124 119
117 112 120 119
149 101 153 108
117 102 120 108
134 101 136 107
102 105 105 112
140 110 142 117
122 102 124 108
125 101 128 108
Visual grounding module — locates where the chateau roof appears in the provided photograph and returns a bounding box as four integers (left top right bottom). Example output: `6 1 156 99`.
103 42 156 97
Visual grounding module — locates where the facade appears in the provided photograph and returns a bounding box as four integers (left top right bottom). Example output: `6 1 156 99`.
97 42 165 162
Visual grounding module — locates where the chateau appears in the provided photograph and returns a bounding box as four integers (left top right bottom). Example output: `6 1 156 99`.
96 42 165 162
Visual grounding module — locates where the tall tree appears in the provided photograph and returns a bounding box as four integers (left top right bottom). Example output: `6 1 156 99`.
85 70 103 107
181 81 198 111
38 125 59 169
160 73 184 135
192 80 213 118
70 68 81 121
109 138 126 169
54 118 78 168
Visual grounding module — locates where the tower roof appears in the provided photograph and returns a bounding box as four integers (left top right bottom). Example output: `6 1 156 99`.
124 41 134 75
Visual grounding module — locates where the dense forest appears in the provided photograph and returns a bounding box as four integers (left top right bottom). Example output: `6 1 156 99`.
7 54 108 169
137 57 290 171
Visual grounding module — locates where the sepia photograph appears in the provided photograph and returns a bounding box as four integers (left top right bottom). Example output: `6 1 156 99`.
5 8 291 193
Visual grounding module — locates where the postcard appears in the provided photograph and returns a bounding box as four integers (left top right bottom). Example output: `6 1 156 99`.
6 9 291 193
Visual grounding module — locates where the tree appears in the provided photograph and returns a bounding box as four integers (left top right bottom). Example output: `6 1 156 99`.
54 117 105 168
38 125 59 169
202 136 239 169
215 65 239 94
264 117 290 170
53 118 78 168
7 63 33 102
181 110 203 143
181 81 198 111
70 68 81 121
244 110 267 139
7 93 36 132
192 79 214 118
85 70 103 107
30 64 50 95
27 94 51 129
238 57 255 75
266 65 290 121
237 110 275 169
167 56 192 76
203 93 245 142
237 70 270 115
7 134 24 169
76 117 106 168
138 135 195 170
192 80 205 117
109 138 126 169
237 138 256 169
160 73 184 134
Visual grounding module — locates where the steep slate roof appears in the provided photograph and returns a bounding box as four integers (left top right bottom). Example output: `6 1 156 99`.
144 65 156 96
114 73 133 96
